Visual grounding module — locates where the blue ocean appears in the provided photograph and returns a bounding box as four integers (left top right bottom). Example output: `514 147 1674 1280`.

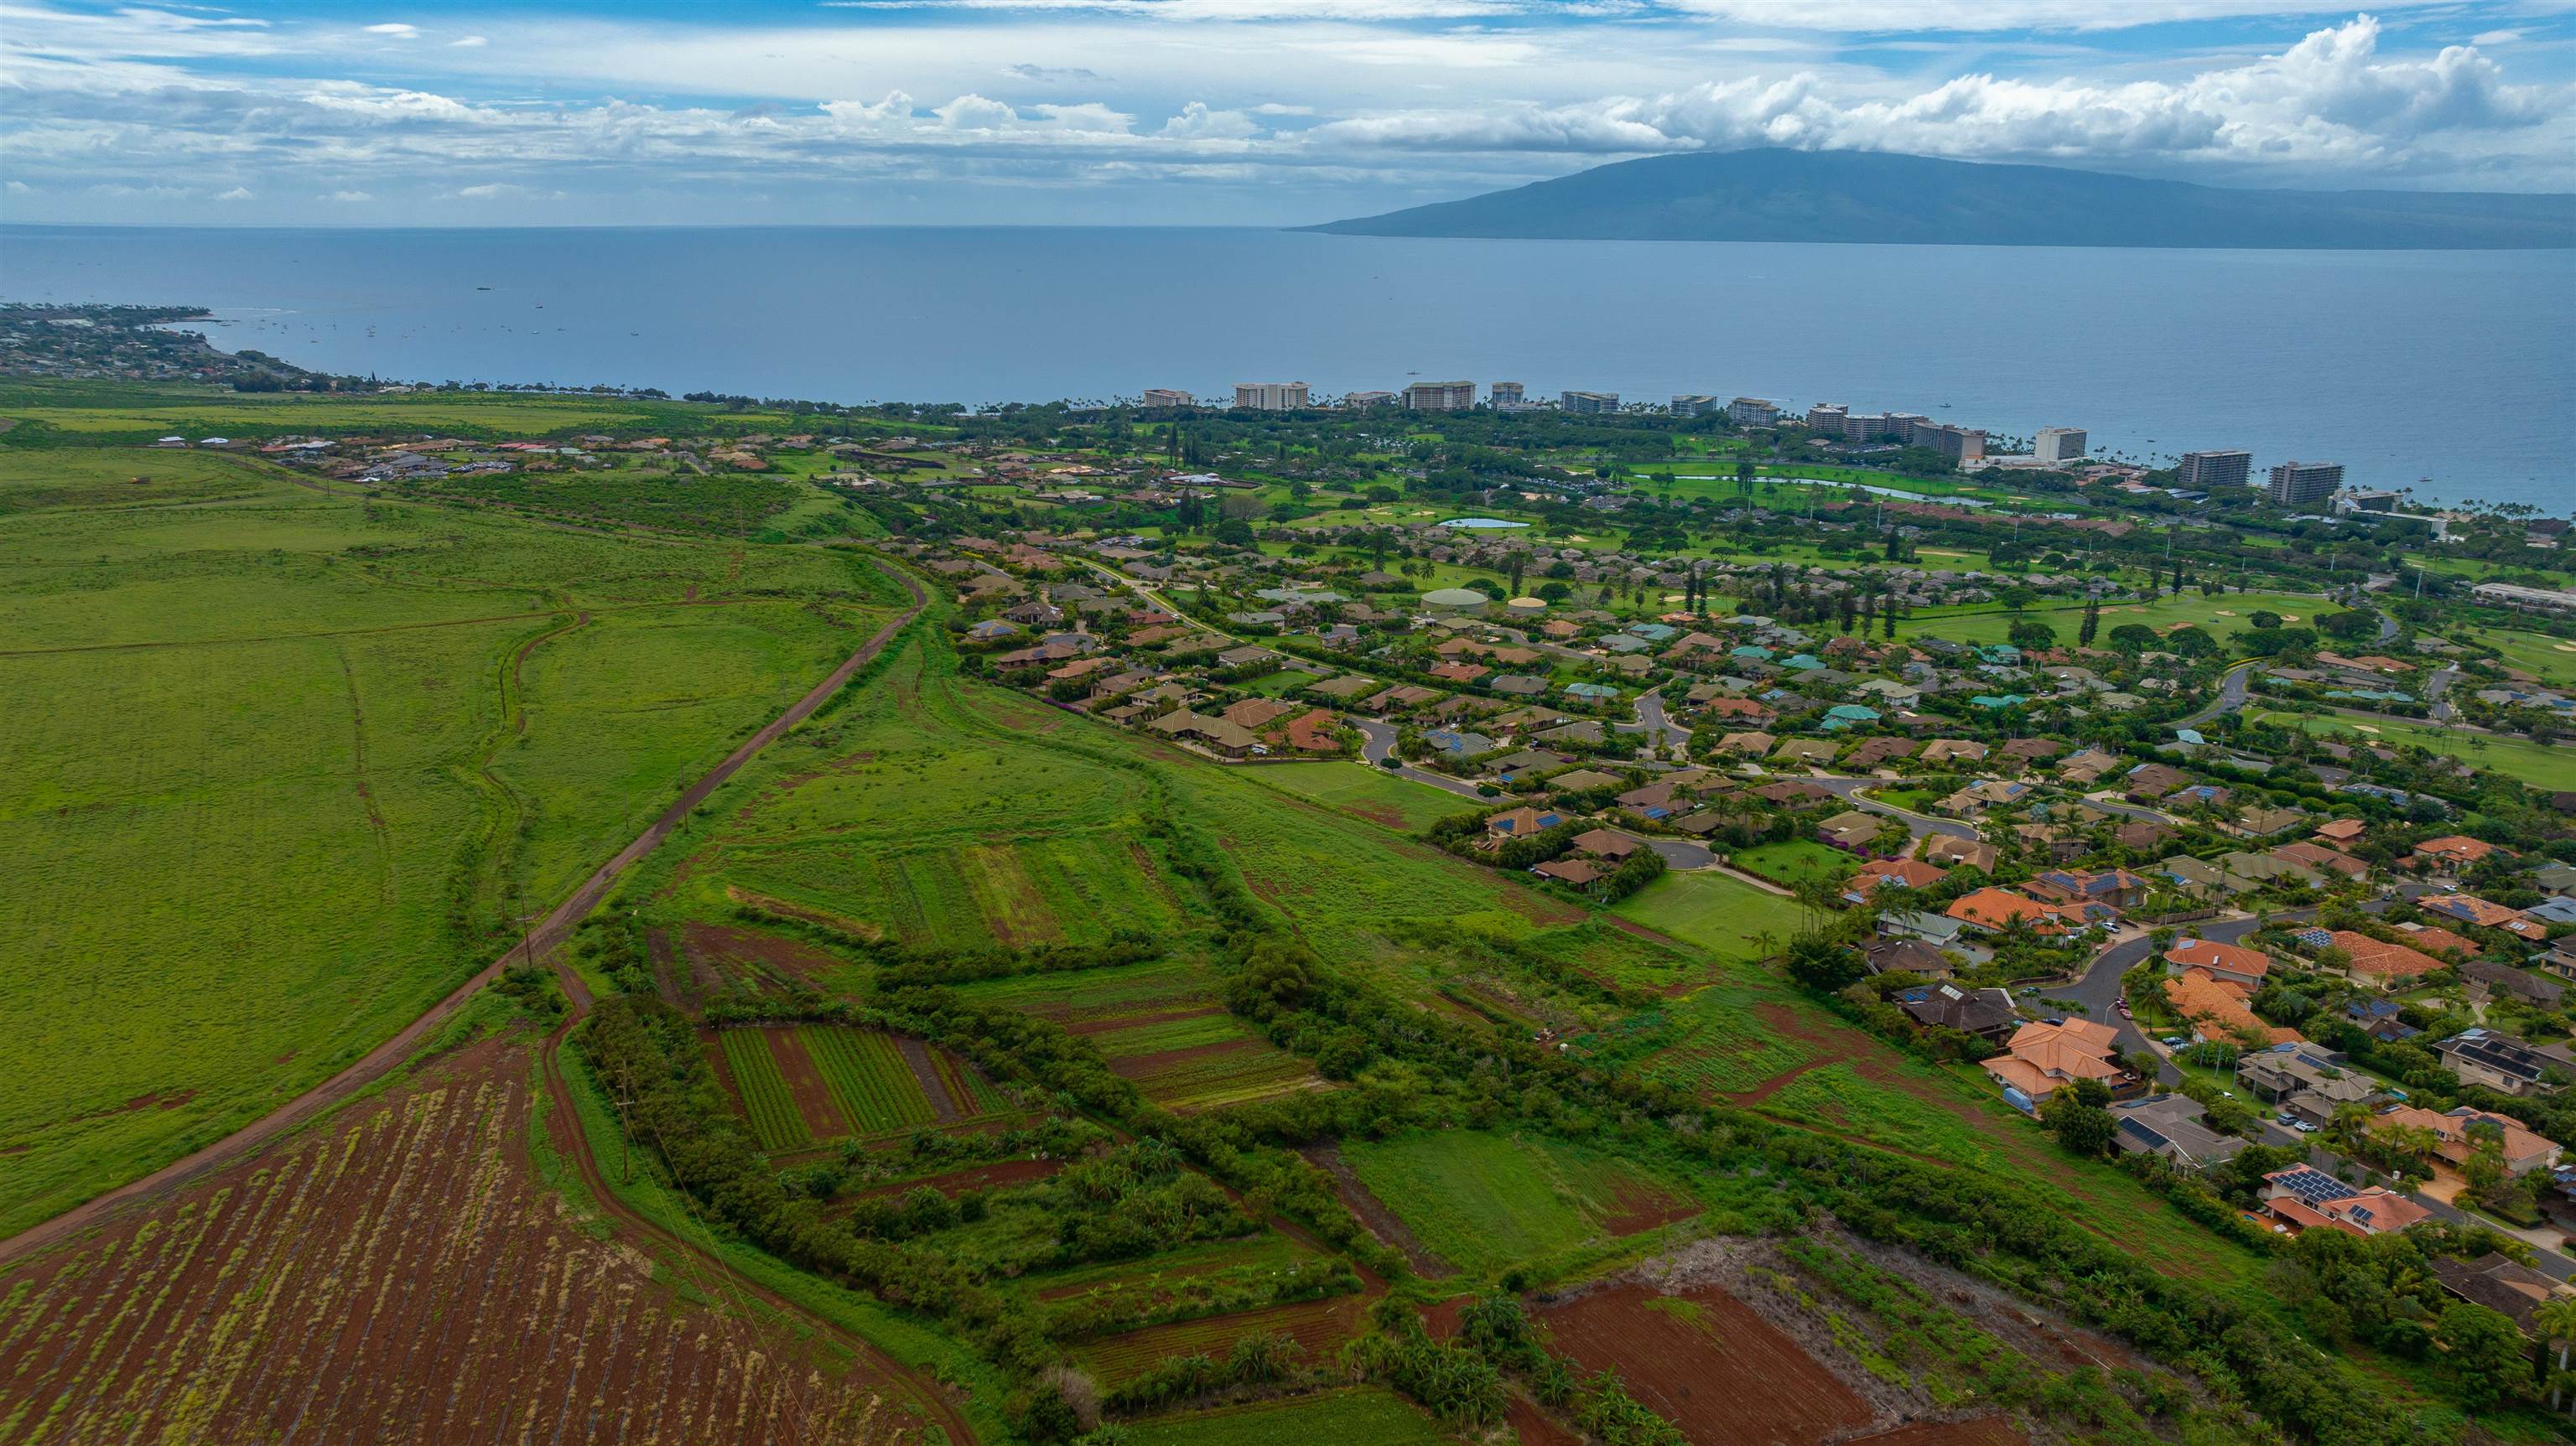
4 225 2568 509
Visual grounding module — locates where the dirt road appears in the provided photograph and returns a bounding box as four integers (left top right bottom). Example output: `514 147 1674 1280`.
0 559 928 1267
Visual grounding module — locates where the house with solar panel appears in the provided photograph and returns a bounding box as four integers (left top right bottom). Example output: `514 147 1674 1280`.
2260 1166 2433 1237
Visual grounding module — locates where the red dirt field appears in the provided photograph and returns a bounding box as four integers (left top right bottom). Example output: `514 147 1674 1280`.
682 920 846 986
1507 1392 1585 1446
1539 1282 1871 1446
1071 1293 1372 1386
0 1035 926 1445
1846 1418 2031 1446
1600 1175 1701 1238
770 1025 854 1138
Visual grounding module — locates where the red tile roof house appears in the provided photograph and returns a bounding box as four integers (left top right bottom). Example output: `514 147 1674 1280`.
2329 930 2446 987
1981 1018 2139 1108
1946 888 2086 938
2410 834 2501 871
2163 938 2272 987
1844 858 1947 904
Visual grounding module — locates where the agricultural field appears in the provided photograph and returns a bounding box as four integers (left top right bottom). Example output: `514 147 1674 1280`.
1340 1130 1697 1278
1069 1294 1374 1387
1120 1386 1450 1445
0 448 901 1236
2255 708 2576 791
958 959 1322 1113
1629 985 1817 1096
710 1024 1012 1150
661 645 1206 951
0 1034 936 1445
1540 1281 1875 1443
1612 870 1810 966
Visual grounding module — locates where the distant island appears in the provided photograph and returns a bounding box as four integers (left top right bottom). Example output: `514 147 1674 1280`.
1305 148 2576 249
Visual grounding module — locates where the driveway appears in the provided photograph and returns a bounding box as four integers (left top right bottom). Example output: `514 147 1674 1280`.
1351 718 1485 800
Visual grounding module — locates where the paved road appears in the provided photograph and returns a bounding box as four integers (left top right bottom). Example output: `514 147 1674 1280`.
2426 663 2461 722
1615 687 1692 759
1352 718 1484 799
1807 775 1981 842
2177 660 2257 728
2032 915 2266 1084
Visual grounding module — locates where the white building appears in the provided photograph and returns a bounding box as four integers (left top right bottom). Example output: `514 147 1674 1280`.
2033 428 2089 466
1233 382 1309 411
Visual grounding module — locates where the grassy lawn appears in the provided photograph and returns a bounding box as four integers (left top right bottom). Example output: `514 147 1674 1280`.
1732 839 1857 888
1864 786 1940 811
2455 625 2576 689
1613 870 1809 965
0 448 896 1235
1244 761 1467 833
2255 709 2576 791
1894 589 2322 649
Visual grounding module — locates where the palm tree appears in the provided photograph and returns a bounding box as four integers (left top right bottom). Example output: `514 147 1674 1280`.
2536 1299 2576 1412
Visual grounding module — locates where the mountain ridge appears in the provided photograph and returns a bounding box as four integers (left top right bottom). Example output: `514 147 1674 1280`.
1302 148 2576 249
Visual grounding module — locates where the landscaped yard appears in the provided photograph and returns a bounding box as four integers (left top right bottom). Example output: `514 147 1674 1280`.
1731 840 1857 889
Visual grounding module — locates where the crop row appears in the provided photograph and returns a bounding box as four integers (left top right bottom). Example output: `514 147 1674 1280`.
802 1026 937 1135
718 1029 813 1150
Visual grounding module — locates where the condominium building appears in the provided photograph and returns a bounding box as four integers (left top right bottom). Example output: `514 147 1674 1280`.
1233 382 1309 411
1805 403 1847 433
1489 381 1526 409
1561 391 1619 415
1671 395 1719 417
2176 449 2251 490
1727 397 1781 426
2033 427 2089 466
1918 423 1987 464
1140 388 1192 409
1343 391 1397 408
1404 380 1476 411
2267 460 2345 510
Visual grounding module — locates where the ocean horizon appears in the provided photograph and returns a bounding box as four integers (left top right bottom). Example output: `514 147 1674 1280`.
5 223 2568 512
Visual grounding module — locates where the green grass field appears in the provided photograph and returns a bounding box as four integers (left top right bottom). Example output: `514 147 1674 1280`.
1342 1128 1692 1278
0 446 896 1235
1893 589 2322 649
1124 1388 1449 1445
1242 761 1467 833
2254 709 2576 790
2455 625 2576 689
1732 840 1857 888
1612 870 1809 965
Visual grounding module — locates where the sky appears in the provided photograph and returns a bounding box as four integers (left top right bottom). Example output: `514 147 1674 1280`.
3 0 2571 225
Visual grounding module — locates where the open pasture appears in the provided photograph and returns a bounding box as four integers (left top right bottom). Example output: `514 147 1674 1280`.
0 453 897 1234
0 1036 927 1445
1341 1130 1697 1278
1242 760 1462 833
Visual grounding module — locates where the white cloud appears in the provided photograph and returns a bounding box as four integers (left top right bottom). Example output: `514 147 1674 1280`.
326 189 373 201
214 185 252 200
4 180 31 194
1163 101 1261 137
451 34 489 47
363 23 419 39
